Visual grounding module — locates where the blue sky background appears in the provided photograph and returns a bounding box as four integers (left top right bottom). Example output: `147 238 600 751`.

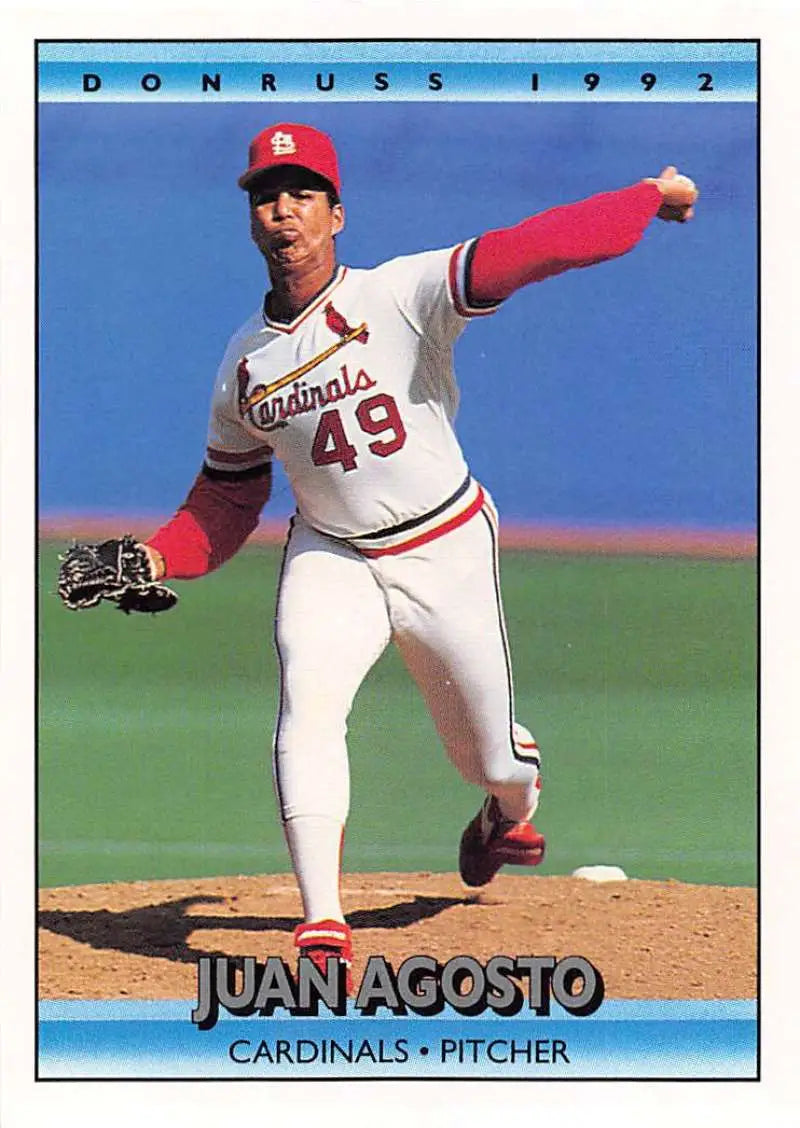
38 101 756 528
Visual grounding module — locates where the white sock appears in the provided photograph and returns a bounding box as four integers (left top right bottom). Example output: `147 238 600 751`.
283 814 346 923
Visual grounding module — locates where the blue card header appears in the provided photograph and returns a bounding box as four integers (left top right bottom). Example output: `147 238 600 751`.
37 42 757 102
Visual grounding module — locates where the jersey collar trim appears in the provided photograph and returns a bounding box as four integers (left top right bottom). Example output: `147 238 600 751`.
262 266 347 335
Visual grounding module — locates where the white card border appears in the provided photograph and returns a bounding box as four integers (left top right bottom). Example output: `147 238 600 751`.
3 0 795 1123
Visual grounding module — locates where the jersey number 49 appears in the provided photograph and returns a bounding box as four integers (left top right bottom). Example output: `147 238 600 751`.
311 393 407 472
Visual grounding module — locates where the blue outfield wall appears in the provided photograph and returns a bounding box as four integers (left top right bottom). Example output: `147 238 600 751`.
38 101 756 529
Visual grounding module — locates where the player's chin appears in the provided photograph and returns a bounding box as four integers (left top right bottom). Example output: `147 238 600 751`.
267 243 311 268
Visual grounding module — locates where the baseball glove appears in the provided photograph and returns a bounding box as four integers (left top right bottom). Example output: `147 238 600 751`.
57 535 178 614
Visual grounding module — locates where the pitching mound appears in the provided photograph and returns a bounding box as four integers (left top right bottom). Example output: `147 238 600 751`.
38 872 756 1000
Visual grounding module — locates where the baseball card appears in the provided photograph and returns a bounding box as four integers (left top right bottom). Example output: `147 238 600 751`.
5 1 790 1121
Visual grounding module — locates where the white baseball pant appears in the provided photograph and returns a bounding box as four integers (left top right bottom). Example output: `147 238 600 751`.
271 488 541 919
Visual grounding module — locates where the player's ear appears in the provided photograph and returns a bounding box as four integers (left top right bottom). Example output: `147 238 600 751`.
331 202 345 237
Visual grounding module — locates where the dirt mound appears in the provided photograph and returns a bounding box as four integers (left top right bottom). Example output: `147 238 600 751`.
38 872 756 1000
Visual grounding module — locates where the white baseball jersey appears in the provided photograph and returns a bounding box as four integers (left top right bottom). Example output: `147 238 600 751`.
205 243 497 550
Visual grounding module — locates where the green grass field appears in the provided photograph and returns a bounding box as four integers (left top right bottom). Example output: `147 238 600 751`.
38 543 757 889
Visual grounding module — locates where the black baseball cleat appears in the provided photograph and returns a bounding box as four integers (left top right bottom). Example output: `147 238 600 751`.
459 796 546 887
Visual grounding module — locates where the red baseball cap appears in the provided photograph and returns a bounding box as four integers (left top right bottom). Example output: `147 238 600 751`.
238 123 341 196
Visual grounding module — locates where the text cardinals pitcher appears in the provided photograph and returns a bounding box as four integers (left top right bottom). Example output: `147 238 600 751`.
58 122 699 988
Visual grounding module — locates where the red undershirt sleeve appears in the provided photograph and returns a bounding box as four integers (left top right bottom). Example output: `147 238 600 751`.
468 181 663 304
147 464 272 580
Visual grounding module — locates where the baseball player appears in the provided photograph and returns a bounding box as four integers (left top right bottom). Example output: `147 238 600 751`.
59 122 698 985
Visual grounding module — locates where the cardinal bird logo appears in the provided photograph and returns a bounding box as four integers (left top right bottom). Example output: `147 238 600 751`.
325 302 369 344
